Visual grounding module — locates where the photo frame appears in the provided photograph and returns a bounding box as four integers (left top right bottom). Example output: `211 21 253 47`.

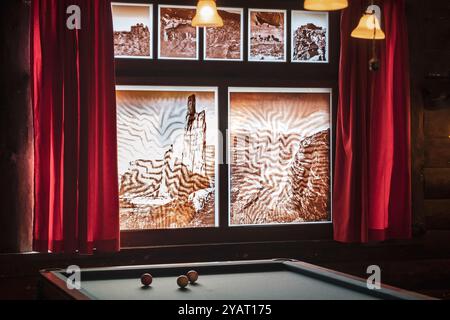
248 9 287 62
204 7 244 62
116 86 219 230
112 2 153 59
228 87 333 226
291 10 329 63
158 5 199 60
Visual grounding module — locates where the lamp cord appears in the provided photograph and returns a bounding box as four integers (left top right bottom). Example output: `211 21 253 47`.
369 0 379 71
372 13 376 58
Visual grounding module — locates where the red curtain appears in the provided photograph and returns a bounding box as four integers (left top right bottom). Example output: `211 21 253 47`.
333 0 411 242
31 0 120 253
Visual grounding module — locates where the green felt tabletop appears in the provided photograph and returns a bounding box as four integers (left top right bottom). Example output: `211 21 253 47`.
80 270 379 300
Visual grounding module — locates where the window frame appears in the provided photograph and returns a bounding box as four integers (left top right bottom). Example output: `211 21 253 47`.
115 0 340 248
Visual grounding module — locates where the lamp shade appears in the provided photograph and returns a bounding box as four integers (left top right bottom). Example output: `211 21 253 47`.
304 0 348 11
192 0 224 27
351 12 386 40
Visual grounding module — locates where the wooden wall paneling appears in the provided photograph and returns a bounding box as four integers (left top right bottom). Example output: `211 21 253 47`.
423 6 450 53
424 108 450 138
424 200 450 230
420 0 450 232
407 0 427 233
423 168 450 199
408 0 450 233
424 138 450 168
0 0 33 253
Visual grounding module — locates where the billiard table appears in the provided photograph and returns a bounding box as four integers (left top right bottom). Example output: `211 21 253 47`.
39 259 433 300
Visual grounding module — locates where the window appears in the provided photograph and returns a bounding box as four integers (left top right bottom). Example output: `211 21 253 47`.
116 86 219 230
113 1 338 247
228 88 332 226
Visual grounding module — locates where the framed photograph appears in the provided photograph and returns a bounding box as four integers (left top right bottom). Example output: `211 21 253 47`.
291 10 329 63
228 87 332 226
204 8 244 61
158 5 199 60
248 9 287 62
116 86 219 230
112 3 153 59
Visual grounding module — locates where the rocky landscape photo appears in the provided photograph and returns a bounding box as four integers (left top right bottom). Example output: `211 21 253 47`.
205 8 243 61
116 88 217 230
229 90 331 225
112 4 152 58
159 6 198 59
249 10 286 61
292 11 328 63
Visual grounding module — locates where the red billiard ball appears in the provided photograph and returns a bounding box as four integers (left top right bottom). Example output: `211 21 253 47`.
177 275 189 288
141 273 153 287
187 270 199 284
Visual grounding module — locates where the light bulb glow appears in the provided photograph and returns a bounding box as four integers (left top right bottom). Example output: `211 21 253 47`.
192 0 224 27
351 13 385 40
366 15 379 30
304 0 348 11
199 6 214 19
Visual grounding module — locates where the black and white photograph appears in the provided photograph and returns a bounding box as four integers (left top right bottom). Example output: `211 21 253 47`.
112 3 152 59
204 8 244 61
228 88 332 226
248 9 287 62
158 5 199 60
291 10 329 63
116 86 219 230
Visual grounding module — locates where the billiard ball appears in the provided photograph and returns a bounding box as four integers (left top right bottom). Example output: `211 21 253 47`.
141 273 153 287
187 270 199 284
177 275 189 288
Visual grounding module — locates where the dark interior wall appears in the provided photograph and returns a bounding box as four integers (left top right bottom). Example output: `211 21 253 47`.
0 0 33 253
407 0 450 232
